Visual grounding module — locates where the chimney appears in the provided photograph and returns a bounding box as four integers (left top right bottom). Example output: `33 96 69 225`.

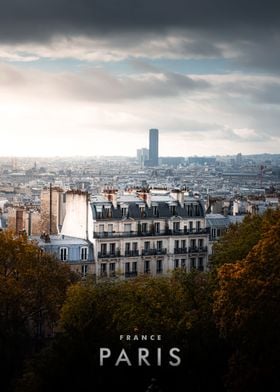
103 189 118 209
16 209 24 235
137 188 152 208
170 189 185 207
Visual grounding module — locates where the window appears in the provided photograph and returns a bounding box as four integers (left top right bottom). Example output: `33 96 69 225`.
109 243 115 255
121 207 128 217
124 223 131 232
144 241 150 250
156 260 163 274
198 257 204 271
181 259 186 269
132 242 138 251
156 240 162 250
181 240 186 249
109 262 116 276
198 239 204 248
190 258 196 269
80 247 88 261
155 222 160 233
60 247 68 261
99 224 104 234
125 243 131 252
175 240 179 250
189 221 193 232
101 243 107 256
108 224 113 234
132 262 137 273
142 223 147 233
125 262 130 274
144 260 150 273
170 205 176 215
81 264 88 276
190 239 196 249
174 259 179 269
153 206 158 216
101 263 107 276
196 221 201 231
173 222 180 232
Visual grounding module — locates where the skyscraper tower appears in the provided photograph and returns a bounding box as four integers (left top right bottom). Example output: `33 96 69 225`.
149 128 159 166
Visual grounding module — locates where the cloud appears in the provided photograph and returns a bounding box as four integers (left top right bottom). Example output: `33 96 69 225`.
0 1 279 43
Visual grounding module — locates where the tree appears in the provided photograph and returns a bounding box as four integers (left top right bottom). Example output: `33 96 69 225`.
213 210 280 391
0 230 78 391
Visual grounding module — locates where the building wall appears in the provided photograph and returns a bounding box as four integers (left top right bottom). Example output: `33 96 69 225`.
61 191 90 240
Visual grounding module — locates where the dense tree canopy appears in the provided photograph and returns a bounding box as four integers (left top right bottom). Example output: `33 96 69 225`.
2 208 279 392
0 230 78 391
214 210 280 391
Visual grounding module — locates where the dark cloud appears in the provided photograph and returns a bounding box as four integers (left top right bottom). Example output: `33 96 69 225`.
0 0 279 43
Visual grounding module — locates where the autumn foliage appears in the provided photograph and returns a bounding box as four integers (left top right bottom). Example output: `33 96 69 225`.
1 209 280 392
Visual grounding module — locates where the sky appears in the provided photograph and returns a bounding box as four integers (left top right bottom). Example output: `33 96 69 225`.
0 0 280 157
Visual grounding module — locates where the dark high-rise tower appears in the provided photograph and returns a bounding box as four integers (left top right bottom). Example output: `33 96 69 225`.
149 128 159 166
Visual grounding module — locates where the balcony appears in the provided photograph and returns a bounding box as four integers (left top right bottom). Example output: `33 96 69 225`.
142 248 167 256
188 246 208 254
93 228 209 239
124 250 139 257
98 251 121 258
174 247 188 254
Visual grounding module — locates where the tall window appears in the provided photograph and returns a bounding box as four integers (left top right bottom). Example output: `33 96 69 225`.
156 260 163 274
173 222 180 232
142 223 147 233
80 247 88 261
101 243 107 256
81 264 88 276
155 222 160 233
101 263 107 276
174 259 179 269
190 258 196 269
125 243 130 254
156 240 162 250
109 262 116 276
144 260 150 273
109 243 115 255
60 247 68 261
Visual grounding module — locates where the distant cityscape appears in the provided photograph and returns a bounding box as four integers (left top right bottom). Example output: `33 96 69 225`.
0 128 279 280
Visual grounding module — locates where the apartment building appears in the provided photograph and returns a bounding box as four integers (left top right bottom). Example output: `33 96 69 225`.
90 189 209 279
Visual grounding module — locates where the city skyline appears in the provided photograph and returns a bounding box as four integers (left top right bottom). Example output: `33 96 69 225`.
0 1 280 157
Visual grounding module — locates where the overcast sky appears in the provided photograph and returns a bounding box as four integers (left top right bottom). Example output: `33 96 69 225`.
0 0 280 157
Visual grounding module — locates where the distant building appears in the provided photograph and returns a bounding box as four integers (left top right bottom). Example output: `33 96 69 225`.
188 157 216 165
148 128 159 166
137 148 149 167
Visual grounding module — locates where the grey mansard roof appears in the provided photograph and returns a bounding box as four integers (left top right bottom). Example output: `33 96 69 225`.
91 194 205 220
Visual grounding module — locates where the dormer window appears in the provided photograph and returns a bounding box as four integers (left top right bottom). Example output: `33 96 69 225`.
80 247 88 261
153 206 158 216
60 247 68 261
121 207 128 217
